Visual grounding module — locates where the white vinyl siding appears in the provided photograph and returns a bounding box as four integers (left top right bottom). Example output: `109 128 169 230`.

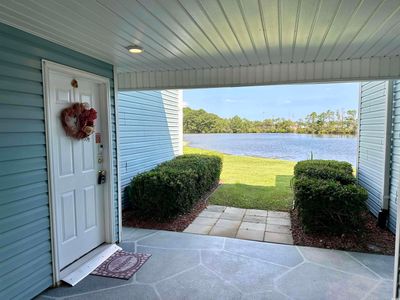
118 90 182 208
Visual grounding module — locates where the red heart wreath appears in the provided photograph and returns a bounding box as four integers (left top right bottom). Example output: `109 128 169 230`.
60 102 97 140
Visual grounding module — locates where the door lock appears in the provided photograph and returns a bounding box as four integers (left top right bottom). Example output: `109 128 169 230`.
97 170 106 185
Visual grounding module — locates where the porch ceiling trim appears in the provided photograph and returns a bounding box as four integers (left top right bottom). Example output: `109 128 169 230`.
118 56 400 90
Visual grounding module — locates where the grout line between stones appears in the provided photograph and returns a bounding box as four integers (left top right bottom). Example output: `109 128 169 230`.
37 294 59 299
135 244 224 251
305 260 382 281
360 279 383 300
150 264 201 286
133 231 160 243
60 282 140 299
149 283 162 300
222 248 292 269
343 251 388 280
200 263 244 295
274 261 305 283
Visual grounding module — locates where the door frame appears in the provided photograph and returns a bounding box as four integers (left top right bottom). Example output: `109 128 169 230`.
42 60 115 284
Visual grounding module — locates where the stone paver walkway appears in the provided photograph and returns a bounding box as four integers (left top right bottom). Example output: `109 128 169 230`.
184 205 293 244
38 227 394 300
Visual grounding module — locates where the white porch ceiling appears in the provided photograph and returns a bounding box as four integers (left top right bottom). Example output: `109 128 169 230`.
1 0 400 88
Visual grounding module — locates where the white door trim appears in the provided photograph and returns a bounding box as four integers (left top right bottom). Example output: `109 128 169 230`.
42 60 115 285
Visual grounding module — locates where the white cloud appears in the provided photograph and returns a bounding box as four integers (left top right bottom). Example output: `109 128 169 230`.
224 98 236 103
182 100 189 107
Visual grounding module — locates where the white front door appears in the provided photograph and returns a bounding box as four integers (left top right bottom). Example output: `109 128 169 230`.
48 69 106 269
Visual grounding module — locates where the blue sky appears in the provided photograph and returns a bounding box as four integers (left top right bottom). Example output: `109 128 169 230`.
183 82 359 121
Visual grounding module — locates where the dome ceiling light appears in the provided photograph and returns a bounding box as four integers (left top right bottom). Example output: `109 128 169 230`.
127 45 143 54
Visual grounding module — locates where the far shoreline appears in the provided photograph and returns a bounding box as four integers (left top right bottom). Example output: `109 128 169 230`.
184 132 357 137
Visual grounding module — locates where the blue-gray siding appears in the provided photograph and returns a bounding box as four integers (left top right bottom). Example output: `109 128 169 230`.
0 22 118 300
389 81 400 232
358 80 400 233
357 81 388 218
119 90 182 208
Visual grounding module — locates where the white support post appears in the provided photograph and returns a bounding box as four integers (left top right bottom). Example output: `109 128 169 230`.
178 89 184 156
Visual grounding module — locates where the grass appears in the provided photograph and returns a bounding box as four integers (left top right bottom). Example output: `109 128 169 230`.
184 146 296 211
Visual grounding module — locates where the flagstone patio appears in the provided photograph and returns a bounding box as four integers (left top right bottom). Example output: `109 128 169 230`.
184 205 293 244
37 227 394 300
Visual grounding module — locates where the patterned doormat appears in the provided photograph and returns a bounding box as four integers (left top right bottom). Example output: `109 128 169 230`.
91 250 151 280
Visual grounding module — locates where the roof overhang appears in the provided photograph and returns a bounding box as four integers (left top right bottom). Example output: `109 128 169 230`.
0 0 399 89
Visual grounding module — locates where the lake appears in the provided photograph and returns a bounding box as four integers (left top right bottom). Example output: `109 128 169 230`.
184 133 358 165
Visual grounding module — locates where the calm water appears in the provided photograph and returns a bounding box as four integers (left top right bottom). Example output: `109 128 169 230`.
184 133 358 165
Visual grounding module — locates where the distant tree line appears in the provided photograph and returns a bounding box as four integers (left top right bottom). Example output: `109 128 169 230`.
183 107 357 135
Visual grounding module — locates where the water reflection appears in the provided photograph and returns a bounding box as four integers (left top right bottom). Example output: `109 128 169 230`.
184 133 357 165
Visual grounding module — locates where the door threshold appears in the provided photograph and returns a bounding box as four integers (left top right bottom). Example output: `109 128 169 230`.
60 244 121 286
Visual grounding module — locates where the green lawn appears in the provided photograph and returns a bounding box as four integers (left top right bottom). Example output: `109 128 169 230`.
184 146 296 211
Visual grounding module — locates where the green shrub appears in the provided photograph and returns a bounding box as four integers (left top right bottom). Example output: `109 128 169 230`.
293 159 367 234
294 160 355 185
126 154 222 220
293 176 368 234
295 160 353 175
160 154 222 197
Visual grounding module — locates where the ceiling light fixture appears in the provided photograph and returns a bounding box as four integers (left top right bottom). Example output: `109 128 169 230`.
127 45 143 54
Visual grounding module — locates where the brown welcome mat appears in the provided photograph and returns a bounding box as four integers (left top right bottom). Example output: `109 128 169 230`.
91 250 151 280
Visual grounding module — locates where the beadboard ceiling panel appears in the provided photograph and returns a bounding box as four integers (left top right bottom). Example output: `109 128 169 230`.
0 0 399 82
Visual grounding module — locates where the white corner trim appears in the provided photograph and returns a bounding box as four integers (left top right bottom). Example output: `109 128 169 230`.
394 191 400 297
355 82 362 181
42 59 59 286
113 66 123 243
382 80 394 210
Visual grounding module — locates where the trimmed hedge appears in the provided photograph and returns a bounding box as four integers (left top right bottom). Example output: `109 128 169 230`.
294 160 355 185
294 159 354 175
293 159 368 234
126 154 222 220
293 177 367 234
